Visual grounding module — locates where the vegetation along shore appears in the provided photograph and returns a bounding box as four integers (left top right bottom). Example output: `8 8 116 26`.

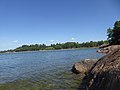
0 40 108 53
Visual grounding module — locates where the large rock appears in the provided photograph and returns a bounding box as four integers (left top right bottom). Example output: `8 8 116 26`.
97 45 120 53
78 47 120 90
72 59 97 74
99 44 110 48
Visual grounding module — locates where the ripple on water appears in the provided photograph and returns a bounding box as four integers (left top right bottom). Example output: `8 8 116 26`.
0 48 104 89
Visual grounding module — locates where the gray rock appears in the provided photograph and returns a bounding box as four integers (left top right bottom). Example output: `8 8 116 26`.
72 59 97 74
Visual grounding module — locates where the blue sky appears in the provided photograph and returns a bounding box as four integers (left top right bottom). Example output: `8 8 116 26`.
0 0 119 50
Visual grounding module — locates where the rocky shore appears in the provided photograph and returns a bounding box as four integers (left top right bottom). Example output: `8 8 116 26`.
72 45 120 90
97 45 120 53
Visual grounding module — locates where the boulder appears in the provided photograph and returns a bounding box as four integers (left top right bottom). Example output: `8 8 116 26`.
78 47 120 90
97 45 120 53
99 44 110 48
72 59 97 74
97 49 109 53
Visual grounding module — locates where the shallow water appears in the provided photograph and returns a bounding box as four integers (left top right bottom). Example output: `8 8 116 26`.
0 48 104 90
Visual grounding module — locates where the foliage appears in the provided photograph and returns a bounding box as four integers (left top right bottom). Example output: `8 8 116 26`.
107 21 120 45
0 40 108 53
45 47 55 50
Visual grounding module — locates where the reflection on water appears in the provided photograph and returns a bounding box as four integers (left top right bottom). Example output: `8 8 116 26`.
0 48 104 89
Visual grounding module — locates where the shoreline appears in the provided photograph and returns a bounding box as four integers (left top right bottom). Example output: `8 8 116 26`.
0 47 98 54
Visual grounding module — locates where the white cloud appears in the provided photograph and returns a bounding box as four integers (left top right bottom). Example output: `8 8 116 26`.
13 40 18 43
71 38 75 40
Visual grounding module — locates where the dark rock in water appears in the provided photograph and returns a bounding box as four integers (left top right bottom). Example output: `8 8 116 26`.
72 59 97 74
78 47 120 90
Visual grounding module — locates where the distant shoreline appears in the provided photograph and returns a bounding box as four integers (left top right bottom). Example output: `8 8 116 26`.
0 47 98 54
0 41 107 54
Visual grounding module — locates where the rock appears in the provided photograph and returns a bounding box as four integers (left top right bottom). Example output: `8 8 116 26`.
97 45 120 53
97 48 109 53
99 44 110 48
72 62 87 74
78 47 120 90
72 59 97 74
97 49 109 53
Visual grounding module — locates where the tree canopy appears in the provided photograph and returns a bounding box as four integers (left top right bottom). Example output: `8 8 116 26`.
107 21 120 45
0 40 108 53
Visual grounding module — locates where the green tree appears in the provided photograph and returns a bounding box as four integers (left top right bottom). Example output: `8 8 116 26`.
45 47 55 50
107 21 120 45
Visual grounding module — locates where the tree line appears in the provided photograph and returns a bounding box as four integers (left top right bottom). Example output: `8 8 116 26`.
0 40 108 53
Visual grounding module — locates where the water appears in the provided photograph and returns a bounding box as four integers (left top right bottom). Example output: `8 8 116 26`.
0 48 104 89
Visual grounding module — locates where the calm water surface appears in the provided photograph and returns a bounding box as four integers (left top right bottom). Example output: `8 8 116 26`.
0 48 104 89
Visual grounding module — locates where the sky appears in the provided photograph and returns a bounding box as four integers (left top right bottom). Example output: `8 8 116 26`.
0 0 120 50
